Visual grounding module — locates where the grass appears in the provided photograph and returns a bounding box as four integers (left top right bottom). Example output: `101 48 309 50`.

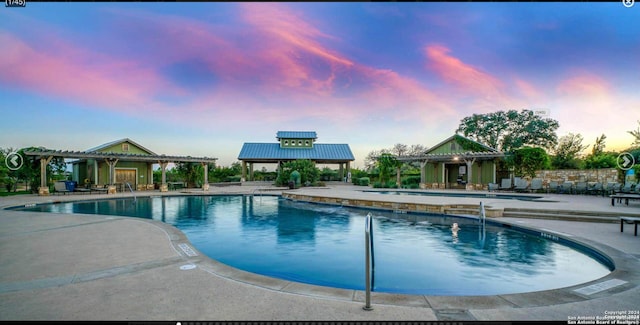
0 190 32 197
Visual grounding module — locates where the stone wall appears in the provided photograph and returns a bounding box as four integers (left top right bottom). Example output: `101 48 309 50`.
533 168 619 184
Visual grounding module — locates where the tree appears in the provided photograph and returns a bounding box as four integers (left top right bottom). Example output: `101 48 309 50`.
584 134 618 169
628 120 640 147
551 133 586 169
509 147 550 178
591 134 607 156
391 143 408 156
377 153 401 186
275 160 320 186
456 109 559 152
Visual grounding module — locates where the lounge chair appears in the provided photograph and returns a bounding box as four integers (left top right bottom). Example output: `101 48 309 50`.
575 182 587 195
620 182 635 194
530 178 544 193
514 179 530 193
488 183 499 192
547 181 559 194
559 181 574 194
91 185 109 194
54 181 70 195
586 182 603 196
499 178 512 191
604 182 617 196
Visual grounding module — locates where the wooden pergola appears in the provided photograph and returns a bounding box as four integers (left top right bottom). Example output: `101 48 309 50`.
23 149 218 195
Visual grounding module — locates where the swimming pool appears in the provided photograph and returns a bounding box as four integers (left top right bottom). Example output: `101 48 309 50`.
365 190 546 201
14 195 612 296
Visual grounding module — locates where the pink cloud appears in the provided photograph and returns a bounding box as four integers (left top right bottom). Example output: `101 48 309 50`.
514 78 542 99
556 72 610 99
0 32 181 115
425 44 504 99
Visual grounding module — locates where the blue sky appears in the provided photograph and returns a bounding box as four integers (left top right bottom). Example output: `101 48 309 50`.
1 2 639 168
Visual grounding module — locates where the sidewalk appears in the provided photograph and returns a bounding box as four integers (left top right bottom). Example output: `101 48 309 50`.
0 187 638 321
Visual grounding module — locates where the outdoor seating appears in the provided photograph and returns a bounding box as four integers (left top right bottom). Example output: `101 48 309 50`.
488 183 499 192
620 182 636 194
514 179 530 193
91 185 109 194
575 182 587 195
499 178 512 191
619 216 640 236
54 181 71 195
547 181 559 194
604 182 619 196
586 182 603 196
559 181 574 194
530 178 544 193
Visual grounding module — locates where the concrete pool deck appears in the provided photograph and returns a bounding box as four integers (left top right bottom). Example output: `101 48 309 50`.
0 184 638 321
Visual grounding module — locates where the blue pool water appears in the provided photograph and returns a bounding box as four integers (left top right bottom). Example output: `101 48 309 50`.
14 195 612 295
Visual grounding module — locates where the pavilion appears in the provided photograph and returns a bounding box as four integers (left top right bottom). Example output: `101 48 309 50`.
23 138 217 195
237 131 355 182
396 134 505 190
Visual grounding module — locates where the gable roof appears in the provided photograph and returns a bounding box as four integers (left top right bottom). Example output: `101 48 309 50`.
276 131 317 139
425 134 498 154
238 143 354 162
85 138 157 155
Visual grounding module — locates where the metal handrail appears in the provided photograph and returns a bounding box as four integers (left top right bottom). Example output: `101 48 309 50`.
125 182 136 203
363 213 374 311
479 201 486 243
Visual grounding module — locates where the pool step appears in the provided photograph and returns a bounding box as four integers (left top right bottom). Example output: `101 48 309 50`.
502 209 635 223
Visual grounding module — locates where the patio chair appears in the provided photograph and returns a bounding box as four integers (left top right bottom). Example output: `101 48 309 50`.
499 178 512 191
488 183 499 192
54 181 70 195
604 182 617 196
586 182 603 196
547 181 560 194
620 182 635 194
514 179 530 193
559 181 574 194
575 182 588 195
530 178 544 193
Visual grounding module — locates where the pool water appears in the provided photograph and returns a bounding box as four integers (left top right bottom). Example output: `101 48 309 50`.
15 195 612 295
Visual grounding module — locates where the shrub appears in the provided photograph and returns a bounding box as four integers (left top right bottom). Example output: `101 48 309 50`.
357 177 370 186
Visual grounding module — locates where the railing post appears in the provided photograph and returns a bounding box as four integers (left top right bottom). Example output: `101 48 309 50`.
363 213 373 311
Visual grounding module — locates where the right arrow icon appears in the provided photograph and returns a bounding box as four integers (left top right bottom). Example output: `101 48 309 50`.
617 152 635 170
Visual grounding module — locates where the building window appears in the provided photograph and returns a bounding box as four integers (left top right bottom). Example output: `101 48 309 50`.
284 140 288 146
305 140 310 146
122 143 129 152
292 141 296 146
298 140 302 145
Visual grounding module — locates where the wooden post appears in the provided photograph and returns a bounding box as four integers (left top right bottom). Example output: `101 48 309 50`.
38 156 53 196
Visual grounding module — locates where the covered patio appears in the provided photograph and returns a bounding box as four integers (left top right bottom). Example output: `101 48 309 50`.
23 148 218 196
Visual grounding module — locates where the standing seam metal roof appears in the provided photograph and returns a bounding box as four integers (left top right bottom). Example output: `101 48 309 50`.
276 131 317 139
238 143 354 161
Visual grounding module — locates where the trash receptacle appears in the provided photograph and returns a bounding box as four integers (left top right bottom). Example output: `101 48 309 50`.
65 181 75 192
288 181 295 189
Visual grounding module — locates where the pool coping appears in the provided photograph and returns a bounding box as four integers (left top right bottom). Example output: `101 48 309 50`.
3 191 639 312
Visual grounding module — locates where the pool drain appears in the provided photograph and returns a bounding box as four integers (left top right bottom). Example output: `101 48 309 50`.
179 264 196 270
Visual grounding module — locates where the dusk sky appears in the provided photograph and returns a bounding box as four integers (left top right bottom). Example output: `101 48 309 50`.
1 2 639 169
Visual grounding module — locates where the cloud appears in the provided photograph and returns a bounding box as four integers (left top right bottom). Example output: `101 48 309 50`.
0 32 179 115
425 44 504 99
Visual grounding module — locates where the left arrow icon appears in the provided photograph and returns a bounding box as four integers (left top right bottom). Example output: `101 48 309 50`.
5 152 24 171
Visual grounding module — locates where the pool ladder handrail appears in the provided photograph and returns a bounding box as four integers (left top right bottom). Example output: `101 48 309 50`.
125 182 136 203
363 213 374 311
479 201 486 242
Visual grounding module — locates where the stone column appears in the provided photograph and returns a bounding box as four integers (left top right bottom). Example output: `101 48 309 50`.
241 161 247 182
202 162 209 191
159 161 169 192
419 160 427 189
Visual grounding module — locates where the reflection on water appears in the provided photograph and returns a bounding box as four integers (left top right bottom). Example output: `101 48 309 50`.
18 195 610 295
